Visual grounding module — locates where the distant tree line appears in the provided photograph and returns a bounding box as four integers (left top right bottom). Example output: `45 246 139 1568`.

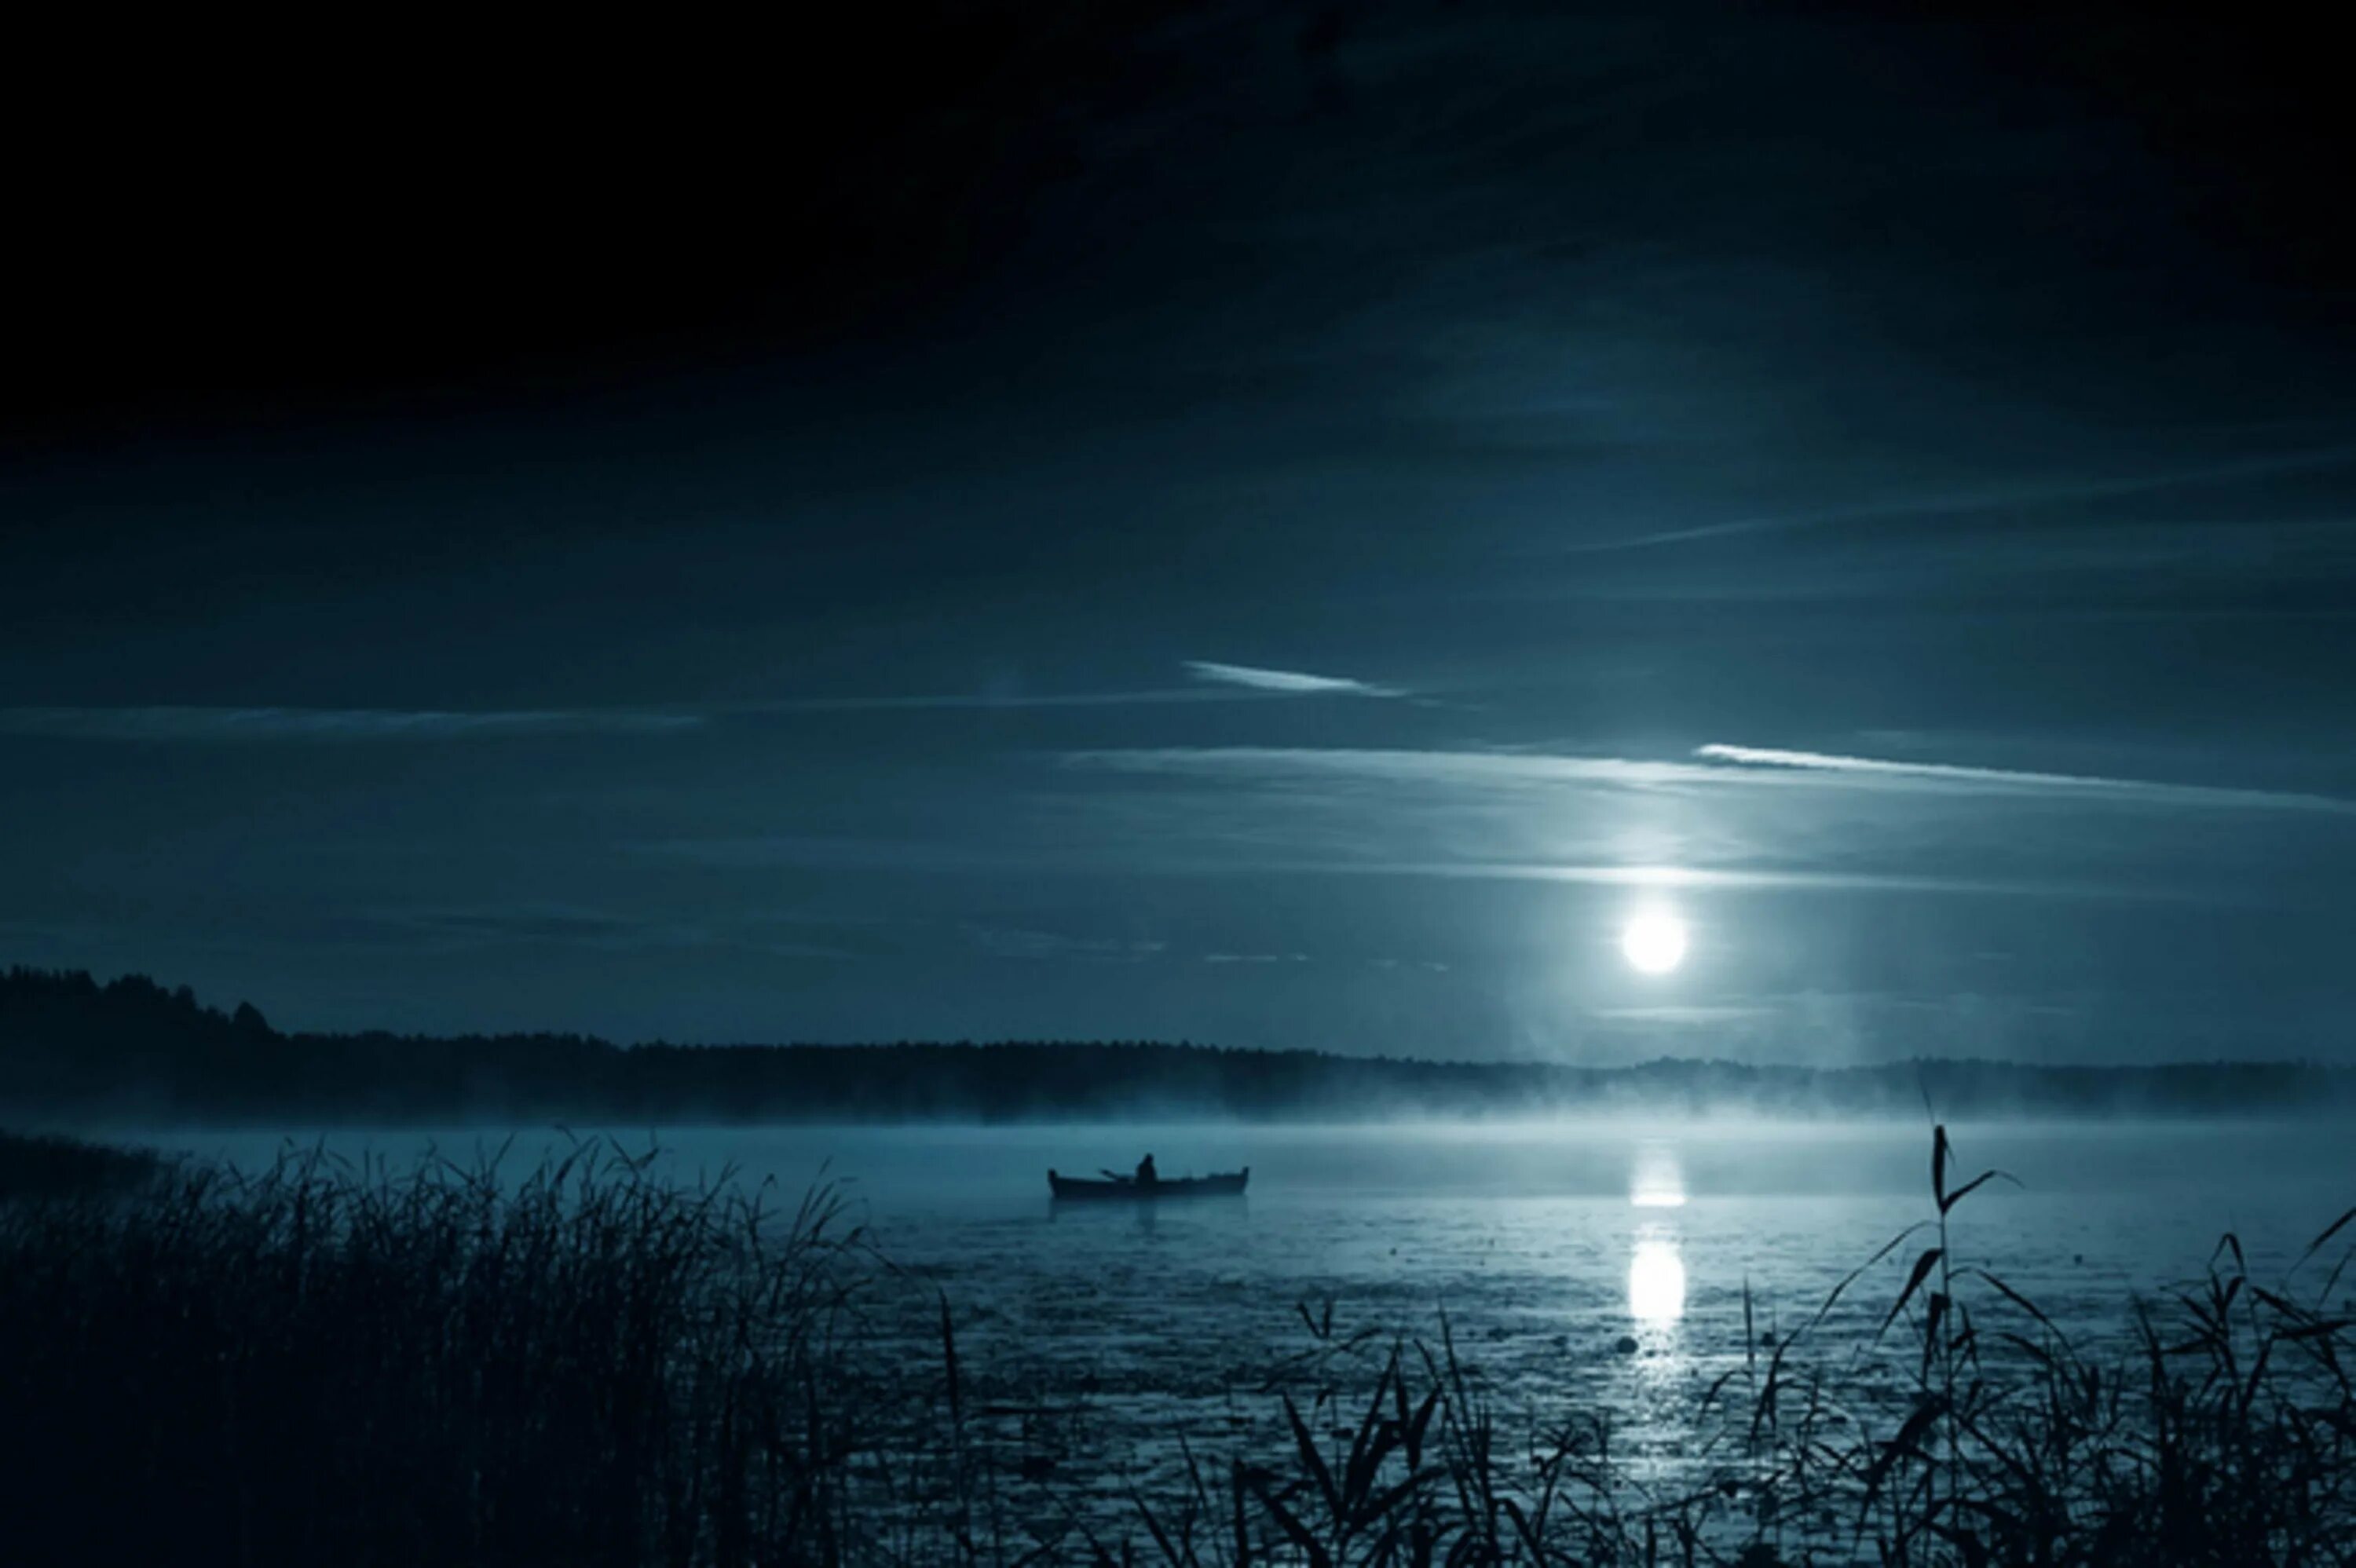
3 966 2351 1124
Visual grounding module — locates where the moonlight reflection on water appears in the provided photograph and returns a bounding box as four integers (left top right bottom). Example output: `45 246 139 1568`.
1627 1142 1689 1345
1628 1231 1687 1325
1630 1141 1688 1208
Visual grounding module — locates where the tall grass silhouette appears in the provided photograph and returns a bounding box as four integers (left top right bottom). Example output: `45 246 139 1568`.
0 1125 163 1199
0 1136 902 1566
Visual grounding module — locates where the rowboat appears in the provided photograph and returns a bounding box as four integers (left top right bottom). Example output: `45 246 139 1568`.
1048 1167 1249 1201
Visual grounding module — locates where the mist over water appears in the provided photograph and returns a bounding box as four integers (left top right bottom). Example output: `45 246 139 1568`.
155 1117 2355 1503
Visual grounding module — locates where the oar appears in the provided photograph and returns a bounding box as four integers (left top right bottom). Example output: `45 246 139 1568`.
1099 1168 1133 1183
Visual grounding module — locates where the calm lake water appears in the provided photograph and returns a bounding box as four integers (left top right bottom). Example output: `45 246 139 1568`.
140 1118 2356 1503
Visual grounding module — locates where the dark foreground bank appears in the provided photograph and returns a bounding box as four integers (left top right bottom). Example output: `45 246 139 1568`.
0 1125 163 1200
2 1128 2353 1566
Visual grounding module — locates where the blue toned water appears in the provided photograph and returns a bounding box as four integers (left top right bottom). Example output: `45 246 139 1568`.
148 1118 2356 1511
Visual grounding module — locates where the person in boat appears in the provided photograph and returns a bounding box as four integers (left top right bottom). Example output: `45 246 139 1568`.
1136 1153 1158 1186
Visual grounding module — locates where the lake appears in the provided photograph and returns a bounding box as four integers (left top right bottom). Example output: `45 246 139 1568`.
141 1118 2356 1508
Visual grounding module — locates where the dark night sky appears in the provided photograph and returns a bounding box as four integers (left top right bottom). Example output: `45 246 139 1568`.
4 4 2353 1062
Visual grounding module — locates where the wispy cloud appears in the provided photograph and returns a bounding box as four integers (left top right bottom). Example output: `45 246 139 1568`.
1183 660 1403 697
1284 861 2177 901
361 904 869 959
0 691 1270 737
0 706 704 741
635 832 2116 900
731 663 1404 712
640 836 1042 874
1063 746 1711 788
1564 445 2356 555
1696 744 2356 814
1 663 1413 742
1588 1005 1774 1025
1066 744 2356 815
737 689 1242 713
961 925 1167 962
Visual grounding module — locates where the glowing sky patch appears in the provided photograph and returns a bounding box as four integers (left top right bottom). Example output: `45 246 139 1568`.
1620 911 1689 975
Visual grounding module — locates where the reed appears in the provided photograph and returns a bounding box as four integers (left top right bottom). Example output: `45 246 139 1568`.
0 1136 901 1566
0 1124 164 1199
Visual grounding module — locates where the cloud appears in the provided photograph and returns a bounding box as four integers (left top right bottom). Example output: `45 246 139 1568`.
364 905 869 959
637 830 2124 901
0 706 704 741
1052 744 2354 904
0 689 1272 739
0 665 1413 744
1063 746 1712 788
739 689 1243 713
1587 1005 1774 1025
737 662 1406 712
1562 445 2356 554
961 925 1167 961
1695 744 2356 814
1066 744 2356 815
639 835 1073 874
1183 660 1402 697
380 906 650 944
1281 861 2157 900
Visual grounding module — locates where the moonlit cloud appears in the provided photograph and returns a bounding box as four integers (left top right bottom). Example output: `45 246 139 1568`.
1589 1005 1773 1025
0 706 705 741
962 925 1168 961
1564 446 2356 555
1696 744 2356 814
1066 744 2356 816
0 674 1392 740
741 689 1243 712
725 667 1403 713
314 905 869 961
1063 747 1715 788
1270 861 2164 901
1183 660 1403 697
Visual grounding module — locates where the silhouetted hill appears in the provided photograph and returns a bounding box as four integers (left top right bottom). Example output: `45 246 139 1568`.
4 966 2351 1124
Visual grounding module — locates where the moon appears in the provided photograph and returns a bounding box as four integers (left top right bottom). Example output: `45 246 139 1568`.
1619 910 1688 975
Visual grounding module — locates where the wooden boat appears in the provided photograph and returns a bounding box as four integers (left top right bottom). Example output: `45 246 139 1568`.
1048 1167 1248 1201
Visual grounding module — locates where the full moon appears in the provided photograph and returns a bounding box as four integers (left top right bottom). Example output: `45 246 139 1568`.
1619 911 1688 975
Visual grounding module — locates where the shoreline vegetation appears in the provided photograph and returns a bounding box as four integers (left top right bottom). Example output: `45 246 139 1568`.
0 1124 164 1201
6 967 2354 1125
1 1123 2351 1564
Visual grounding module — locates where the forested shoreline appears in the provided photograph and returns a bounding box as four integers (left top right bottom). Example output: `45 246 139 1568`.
4 966 2347 1124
